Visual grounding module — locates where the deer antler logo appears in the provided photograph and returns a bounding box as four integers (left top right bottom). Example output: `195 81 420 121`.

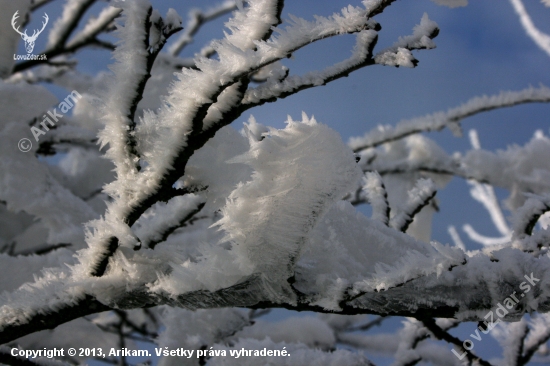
11 11 49 54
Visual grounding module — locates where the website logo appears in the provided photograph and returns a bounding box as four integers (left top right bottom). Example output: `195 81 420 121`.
11 11 48 61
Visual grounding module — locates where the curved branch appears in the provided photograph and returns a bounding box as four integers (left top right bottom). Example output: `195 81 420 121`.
349 85 550 152
510 0 550 57
0 295 111 345
169 0 238 56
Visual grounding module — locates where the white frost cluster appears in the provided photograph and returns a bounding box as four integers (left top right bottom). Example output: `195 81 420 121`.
216 114 362 287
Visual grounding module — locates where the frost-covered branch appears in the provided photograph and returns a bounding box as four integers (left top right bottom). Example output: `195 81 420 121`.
363 171 390 225
459 130 514 248
390 178 436 232
239 29 379 108
237 12 439 114
349 85 550 152
510 0 550 57
168 0 238 56
98 2 183 176
134 194 207 249
64 6 123 51
374 13 438 68
520 315 550 365
513 195 550 237
421 317 493 366
46 0 97 53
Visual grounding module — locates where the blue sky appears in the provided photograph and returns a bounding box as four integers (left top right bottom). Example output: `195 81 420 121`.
16 0 550 364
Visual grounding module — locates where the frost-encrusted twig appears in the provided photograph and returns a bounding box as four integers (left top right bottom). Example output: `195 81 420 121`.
349 85 550 152
510 0 550 57
14 243 72 256
365 161 466 179
87 0 287 277
1 246 549 346
468 182 511 237
462 225 511 247
169 0 238 56
447 226 466 251
390 178 436 232
512 194 550 237
520 314 550 365
510 195 550 252
133 194 207 249
98 1 182 176
197 8 441 133
420 317 493 366
46 0 97 52
65 6 123 51
238 11 439 111
363 171 390 225
98 1 154 178
459 130 514 247
240 29 379 106
391 319 428 365
503 321 529 366
374 13 438 68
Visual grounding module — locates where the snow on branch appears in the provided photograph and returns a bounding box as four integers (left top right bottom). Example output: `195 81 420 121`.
240 29 379 106
374 13 438 68
98 0 182 178
65 6 122 50
421 317 493 366
98 0 155 178
521 314 550 365
458 130 515 248
468 182 511 236
390 178 437 232
512 194 550 244
349 85 550 152
213 12 439 128
46 0 96 52
510 0 550 57
133 193 206 249
169 0 238 56
363 171 390 225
